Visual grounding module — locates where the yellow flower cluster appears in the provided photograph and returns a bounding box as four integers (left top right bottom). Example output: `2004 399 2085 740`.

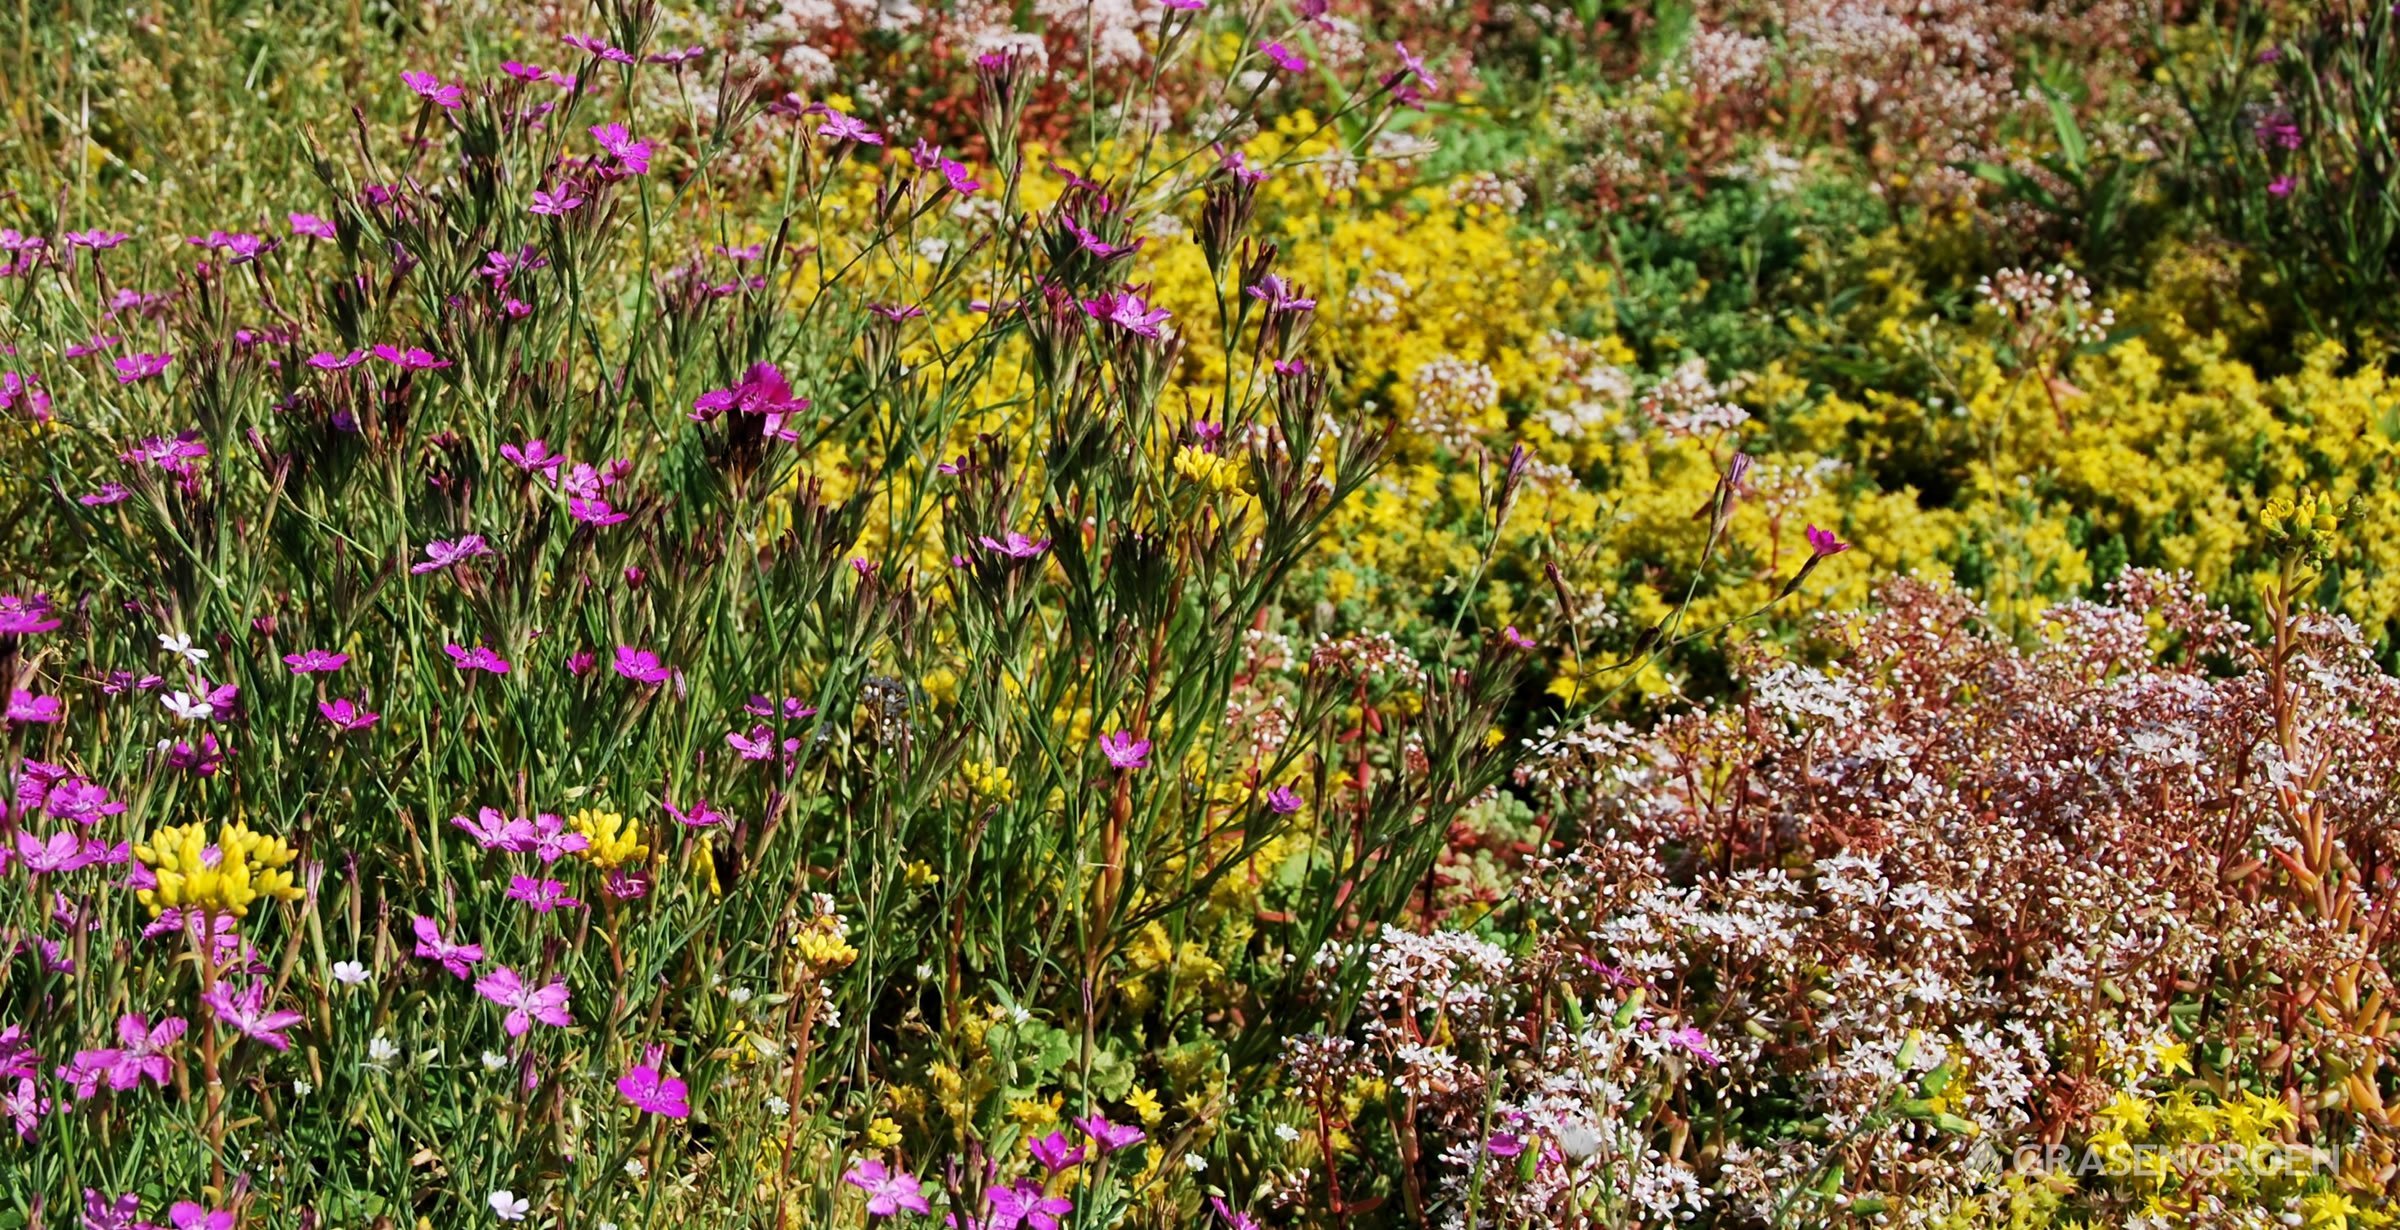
568 808 649 871
2259 489 2342 561
1171 445 1248 494
791 910 859 972
134 821 304 918
960 758 1015 803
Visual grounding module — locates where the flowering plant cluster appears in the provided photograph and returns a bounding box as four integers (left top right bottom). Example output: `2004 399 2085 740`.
4 0 2400 1227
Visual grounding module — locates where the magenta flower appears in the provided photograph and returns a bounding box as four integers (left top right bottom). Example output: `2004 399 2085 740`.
617 1044 691 1117
1027 1129 1086 1172
664 798 726 828
941 159 982 195
1162 0 1204 9
410 915 484 978
977 530 1051 560
168 1204 233 1230
80 483 132 506
371 343 451 370
1246 274 1316 313
443 643 512 674
0 594 58 636
691 361 809 421
15 830 103 873
613 645 673 685
1098 731 1150 772
453 807 530 850
0 371 50 422
1666 1024 1723 1066
6 691 60 724
1211 1197 1261 1230
1 1077 45 1141
529 189 585 216
569 496 631 526
57 1054 112 1102
1075 1111 1146 1152
113 353 172 384
842 1159 930 1217
412 534 493 574
816 110 884 144
2254 109 2302 151
1501 625 1536 650
1264 785 1304 815
289 212 336 240
506 875 583 913
307 349 369 370
2269 175 2297 197
1064 218 1143 260
102 1013 184 1091
989 1182 1072 1230
59 1045 120 1101
534 817 588 862
0 1026 37 1078
1804 524 1850 558
64 229 129 250
201 980 304 1051
44 778 126 823
590 123 654 174
120 431 208 476
1216 147 1269 186
563 31 638 63
401 70 466 109
285 649 349 673
185 230 274 262
163 734 226 777
1079 289 1172 338
318 697 380 732
501 438 564 477
451 808 586 860
476 966 573 1035
84 1191 142 1230
1260 40 1307 71
726 724 777 760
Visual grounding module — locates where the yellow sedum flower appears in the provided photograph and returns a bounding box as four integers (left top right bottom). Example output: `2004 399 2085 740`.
961 758 1015 803
2259 488 2342 560
568 808 649 870
1171 445 1248 494
134 820 304 918
865 1117 902 1148
1125 1086 1164 1126
1008 1092 1062 1128
791 899 859 972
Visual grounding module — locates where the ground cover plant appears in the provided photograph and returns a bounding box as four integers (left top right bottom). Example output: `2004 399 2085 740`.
5 0 2400 1227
